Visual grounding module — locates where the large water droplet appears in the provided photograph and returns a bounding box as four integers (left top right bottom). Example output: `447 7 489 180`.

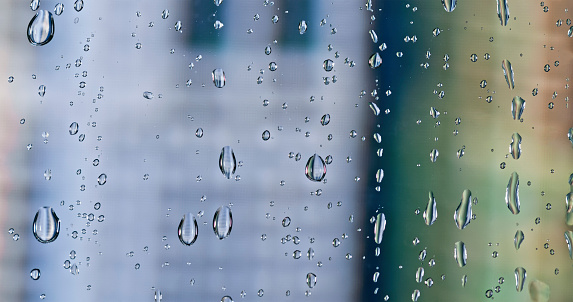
412 289 420 301
415 267 425 283
502 59 515 89
298 20 307 34
213 206 233 239
565 231 573 259
27 10 55 46
306 272 317 288
529 279 550 302
219 146 236 179
74 0 84 12
511 96 525 120
454 241 467 267
454 189 472 230
441 0 456 12
423 191 438 225
368 52 382 69
505 172 520 214
178 213 198 245
375 169 384 183
212 68 226 88
373 213 386 244
515 267 526 292
69 122 79 135
305 154 326 182
33 206 60 243
496 0 510 26
509 132 522 159
514 230 524 250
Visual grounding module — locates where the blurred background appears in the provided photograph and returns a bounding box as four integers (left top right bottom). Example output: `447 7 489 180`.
0 0 571 301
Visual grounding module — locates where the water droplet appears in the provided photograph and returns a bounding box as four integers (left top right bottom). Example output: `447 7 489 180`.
480 80 487 88
323 59 334 72
214 20 224 29
415 267 425 283
262 130 270 141
30 268 40 280
54 3 64 16
282 217 291 227
303 272 317 290
454 241 467 267
161 9 169 19
441 0 456 12
174 21 182 31
505 172 520 214
219 146 236 179
568 128 573 147
221 296 233 302
212 68 226 88
154 289 162 302
195 128 203 138
511 96 526 120
502 59 515 89
30 0 40 11
430 149 439 162
33 206 60 243
430 107 440 118
298 20 307 34
368 52 382 69
38 85 46 97
423 191 438 225
27 10 55 46
269 62 277 71
375 169 384 183
514 230 524 250
509 132 522 159
373 213 386 244
97 173 107 185
69 122 79 135
496 0 510 26
178 213 198 245
213 206 232 239
214 0 223 6
74 0 84 12
514 267 526 292
305 154 326 182
412 289 420 301
454 189 472 230
369 29 378 43
142 91 154 99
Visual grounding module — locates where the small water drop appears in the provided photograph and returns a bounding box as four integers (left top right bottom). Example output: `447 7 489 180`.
514 230 524 250
195 128 203 138
368 52 382 69
54 3 64 16
511 96 526 120
509 132 522 159
323 59 334 72
306 272 317 288
441 0 457 12
30 268 40 280
305 154 326 182
212 68 226 88
69 122 79 135
74 0 84 12
97 173 107 185
298 20 307 34
374 213 386 244
423 191 438 225
502 59 515 89
30 0 40 11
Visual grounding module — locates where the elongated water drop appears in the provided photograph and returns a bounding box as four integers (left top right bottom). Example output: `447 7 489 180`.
568 128 573 146
566 192 573 225
369 102 380 116
306 272 317 288
212 68 226 88
320 114 330 126
564 231 573 259
441 0 456 12
423 191 438 226
33 206 60 243
415 267 424 283
369 29 378 43
219 146 236 179
454 189 472 230
27 10 55 46
373 213 386 244
430 149 439 162
30 0 40 11
97 173 107 185
514 230 524 250
368 52 382 69
54 3 64 16
74 0 84 12
305 154 326 182
510 132 522 159
454 241 467 267
375 169 384 183
298 20 307 34
213 206 232 239
505 172 520 214
178 213 198 245
511 96 525 120
69 122 79 135
515 267 526 292
502 59 515 89
496 0 510 26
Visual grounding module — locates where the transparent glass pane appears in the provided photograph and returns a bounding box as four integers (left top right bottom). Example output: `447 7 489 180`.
0 1 571 301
